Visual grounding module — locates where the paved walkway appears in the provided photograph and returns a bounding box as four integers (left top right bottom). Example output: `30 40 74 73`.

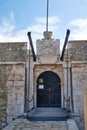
3 118 68 130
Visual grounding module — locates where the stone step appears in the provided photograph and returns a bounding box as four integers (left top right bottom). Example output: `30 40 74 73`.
27 107 67 121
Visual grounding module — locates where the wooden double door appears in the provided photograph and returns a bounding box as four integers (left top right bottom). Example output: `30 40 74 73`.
37 71 61 107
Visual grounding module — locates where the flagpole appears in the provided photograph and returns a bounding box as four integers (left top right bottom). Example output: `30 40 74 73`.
46 0 49 31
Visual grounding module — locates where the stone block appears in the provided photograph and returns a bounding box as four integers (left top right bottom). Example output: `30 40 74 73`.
17 104 24 115
7 115 13 123
67 119 79 130
6 81 14 86
11 69 25 76
16 93 24 104
14 81 25 87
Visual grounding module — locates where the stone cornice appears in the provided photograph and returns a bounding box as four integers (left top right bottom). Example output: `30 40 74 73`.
0 62 26 64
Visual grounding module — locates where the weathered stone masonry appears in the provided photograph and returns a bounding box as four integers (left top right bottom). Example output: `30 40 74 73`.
0 42 27 128
0 65 10 128
68 40 87 61
7 64 25 121
0 42 27 62
0 33 87 129
68 41 87 116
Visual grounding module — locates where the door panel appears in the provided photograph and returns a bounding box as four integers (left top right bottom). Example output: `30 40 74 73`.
37 71 61 107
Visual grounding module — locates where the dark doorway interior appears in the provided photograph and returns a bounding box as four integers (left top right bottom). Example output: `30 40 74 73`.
37 71 61 107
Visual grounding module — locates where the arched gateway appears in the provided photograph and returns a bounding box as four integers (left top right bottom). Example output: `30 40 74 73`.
37 71 61 107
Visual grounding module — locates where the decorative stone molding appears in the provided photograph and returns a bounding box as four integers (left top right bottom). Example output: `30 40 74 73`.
43 31 52 39
36 32 60 56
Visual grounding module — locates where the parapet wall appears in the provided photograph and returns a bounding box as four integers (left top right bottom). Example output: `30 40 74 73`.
68 41 87 61
0 42 27 62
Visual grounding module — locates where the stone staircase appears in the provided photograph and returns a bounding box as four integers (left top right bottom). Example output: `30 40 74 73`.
27 107 67 121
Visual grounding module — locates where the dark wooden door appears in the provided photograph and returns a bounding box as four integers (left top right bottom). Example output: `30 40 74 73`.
37 71 61 107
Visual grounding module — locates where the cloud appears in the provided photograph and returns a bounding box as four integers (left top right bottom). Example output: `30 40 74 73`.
10 11 15 23
35 16 60 25
0 15 60 43
0 17 15 34
70 19 87 28
69 18 87 40
0 15 61 53
1 13 87 49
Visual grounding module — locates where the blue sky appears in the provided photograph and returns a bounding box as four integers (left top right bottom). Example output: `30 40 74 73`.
0 0 87 49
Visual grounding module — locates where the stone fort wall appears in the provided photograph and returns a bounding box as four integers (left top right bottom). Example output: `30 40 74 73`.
0 39 87 128
0 42 27 62
68 40 87 61
0 42 27 128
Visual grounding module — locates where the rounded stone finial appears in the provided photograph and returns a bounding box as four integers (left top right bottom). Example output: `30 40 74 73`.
43 31 52 39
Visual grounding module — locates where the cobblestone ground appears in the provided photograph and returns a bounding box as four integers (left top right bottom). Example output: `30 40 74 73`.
2 118 68 130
